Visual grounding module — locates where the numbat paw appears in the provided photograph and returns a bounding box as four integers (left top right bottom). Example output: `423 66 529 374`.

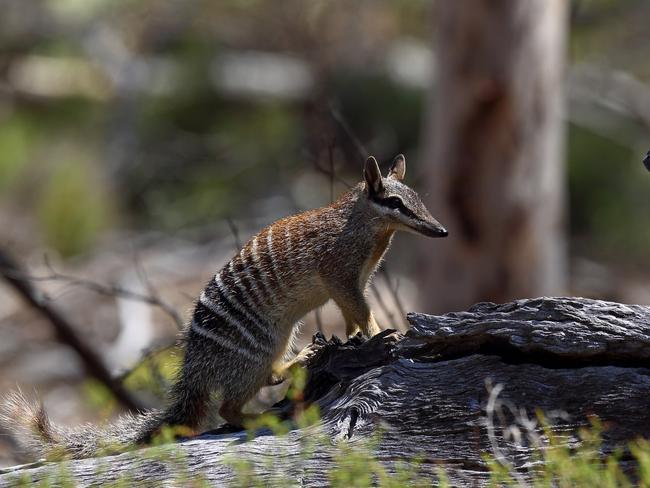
294 342 325 367
383 330 403 344
376 329 404 347
267 372 286 385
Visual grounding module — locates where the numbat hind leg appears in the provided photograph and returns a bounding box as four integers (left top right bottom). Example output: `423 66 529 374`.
288 341 324 368
219 399 259 427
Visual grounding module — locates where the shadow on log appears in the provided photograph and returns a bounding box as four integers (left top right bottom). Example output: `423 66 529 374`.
2 297 650 486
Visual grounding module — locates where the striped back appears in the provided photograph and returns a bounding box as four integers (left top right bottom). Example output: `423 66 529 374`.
190 209 331 362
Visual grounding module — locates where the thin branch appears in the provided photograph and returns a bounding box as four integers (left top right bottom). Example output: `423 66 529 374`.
0 248 144 411
10 257 185 330
328 101 368 158
484 381 529 487
313 161 353 189
226 218 243 251
130 254 185 330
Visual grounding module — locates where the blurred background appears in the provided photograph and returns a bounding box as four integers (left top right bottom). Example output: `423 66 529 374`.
1 0 649 466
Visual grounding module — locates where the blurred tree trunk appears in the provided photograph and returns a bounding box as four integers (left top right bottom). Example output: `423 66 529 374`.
419 0 568 313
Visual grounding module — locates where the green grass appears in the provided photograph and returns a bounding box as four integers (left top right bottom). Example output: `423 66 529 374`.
10 368 650 487
9 413 650 487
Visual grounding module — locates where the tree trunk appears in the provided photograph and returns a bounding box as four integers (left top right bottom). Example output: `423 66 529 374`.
419 0 568 313
2 297 649 487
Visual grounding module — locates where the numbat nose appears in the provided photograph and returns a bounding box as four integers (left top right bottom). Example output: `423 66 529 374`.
419 220 448 238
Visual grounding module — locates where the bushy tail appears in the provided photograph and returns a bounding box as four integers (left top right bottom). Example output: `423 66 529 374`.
0 390 166 460
2 347 213 460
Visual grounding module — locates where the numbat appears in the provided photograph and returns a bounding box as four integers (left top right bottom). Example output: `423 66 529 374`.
2 154 447 459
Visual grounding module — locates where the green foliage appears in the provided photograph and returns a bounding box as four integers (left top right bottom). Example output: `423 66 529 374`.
567 122 650 262
485 416 650 487
0 0 648 273
82 379 118 418
222 366 436 487
631 439 650 487
224 410 439 488
72 363 650 486
46 0 115 24
532 421 629 487
329 439 431 488
10 392 650 487
122 347 181 398
11 462 75 488
0 117 32 192
570 0 650 79
38 158 113 257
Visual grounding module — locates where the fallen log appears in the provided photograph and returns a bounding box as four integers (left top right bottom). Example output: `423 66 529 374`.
2 296 649 486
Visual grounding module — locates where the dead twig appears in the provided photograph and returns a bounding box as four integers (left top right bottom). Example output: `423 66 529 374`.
0 248 144 411
311 137 353 189
484 379 571 486
328 101 368 158
130 254 185 330
226 217 243 251
484 381 528 486
4 256 184 330
313 156 353 189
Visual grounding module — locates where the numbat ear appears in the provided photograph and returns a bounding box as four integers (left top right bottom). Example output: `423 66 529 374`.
364 156 384 196
387 154 406 181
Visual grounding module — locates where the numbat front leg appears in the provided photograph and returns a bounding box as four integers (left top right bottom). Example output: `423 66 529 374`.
268 342 325 385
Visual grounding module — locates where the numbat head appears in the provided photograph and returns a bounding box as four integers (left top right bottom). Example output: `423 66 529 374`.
363 154 447 238
1 154 447 460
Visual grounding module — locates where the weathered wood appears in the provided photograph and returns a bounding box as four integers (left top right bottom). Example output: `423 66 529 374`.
406 297 650 363
2 297 649 486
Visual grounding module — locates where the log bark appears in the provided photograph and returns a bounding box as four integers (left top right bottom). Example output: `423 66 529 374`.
1 297 649 486
419 0 569 313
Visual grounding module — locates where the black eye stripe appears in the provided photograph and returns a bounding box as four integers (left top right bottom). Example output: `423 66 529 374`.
399 206 418 219
375 196 418 219
384 197 403 209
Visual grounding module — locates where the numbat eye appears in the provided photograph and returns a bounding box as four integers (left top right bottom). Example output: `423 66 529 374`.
383 197 403 209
